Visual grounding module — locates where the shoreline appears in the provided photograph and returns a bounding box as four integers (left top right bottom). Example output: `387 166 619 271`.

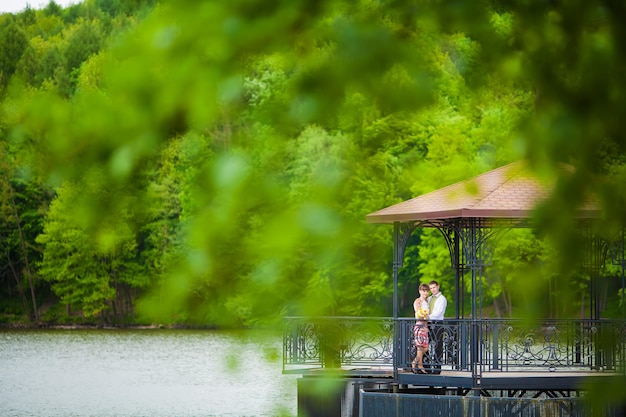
0 322 222 330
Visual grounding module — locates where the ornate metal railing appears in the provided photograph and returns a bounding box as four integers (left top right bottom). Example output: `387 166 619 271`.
283 317 626 375
480 319 626 372
283 316 394 371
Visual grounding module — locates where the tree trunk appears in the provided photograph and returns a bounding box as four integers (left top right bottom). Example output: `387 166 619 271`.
493 296 502 318
126 285 135 321
10 193 38 320
6 251 31 318
498 290 510 318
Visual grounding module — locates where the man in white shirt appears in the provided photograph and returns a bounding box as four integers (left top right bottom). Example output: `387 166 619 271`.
427 280 447 374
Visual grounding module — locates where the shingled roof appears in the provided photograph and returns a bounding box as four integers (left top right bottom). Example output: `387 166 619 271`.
366 160 599 224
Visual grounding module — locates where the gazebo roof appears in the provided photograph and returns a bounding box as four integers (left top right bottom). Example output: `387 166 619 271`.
366 160 599 224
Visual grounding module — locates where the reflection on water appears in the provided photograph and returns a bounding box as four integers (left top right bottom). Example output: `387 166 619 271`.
0 329 297 417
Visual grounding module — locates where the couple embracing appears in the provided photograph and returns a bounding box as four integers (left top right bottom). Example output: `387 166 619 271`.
411 280 447 374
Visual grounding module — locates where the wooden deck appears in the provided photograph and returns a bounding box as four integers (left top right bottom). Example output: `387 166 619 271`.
286 364 623 393
398 368 622 390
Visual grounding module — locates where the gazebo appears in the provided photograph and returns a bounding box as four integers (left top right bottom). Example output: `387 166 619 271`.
367 160 603 322
284 161 626 417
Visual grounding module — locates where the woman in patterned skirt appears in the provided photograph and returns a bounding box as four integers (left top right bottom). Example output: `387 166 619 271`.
412 283 430 374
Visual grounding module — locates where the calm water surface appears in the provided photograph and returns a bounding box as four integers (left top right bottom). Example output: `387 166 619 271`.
0 329 297 417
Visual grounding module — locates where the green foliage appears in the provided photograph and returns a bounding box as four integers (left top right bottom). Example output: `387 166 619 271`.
36 176 145 319
0 0 623 344
62 17 104 82
487 229 549 318
43 1 63 18
416 229 455 308
0 21 29 87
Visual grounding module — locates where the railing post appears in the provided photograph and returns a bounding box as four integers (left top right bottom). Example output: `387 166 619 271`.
492 321 499 370
575 321 582 365
460 320 468 370
470 319 481 384
399 319 408 370
601 321 615 371
393 320 401 379
291 319 299 364
320 320 342 368
593 321 602 370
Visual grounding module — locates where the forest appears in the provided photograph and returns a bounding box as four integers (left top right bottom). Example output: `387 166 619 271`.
0 0 625 328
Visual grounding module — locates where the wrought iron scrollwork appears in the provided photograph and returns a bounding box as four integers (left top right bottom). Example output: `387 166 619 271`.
492 320 601 371
394 222 417 270
283 317 395 368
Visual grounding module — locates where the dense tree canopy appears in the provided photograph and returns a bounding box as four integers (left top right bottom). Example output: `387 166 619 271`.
0 0 624 332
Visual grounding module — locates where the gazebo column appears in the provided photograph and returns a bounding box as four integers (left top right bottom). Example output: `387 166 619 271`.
610 228 626 320
575 222 615 370
454 231 463 319
578 222 610 320
392 221 417 379
460 219 487 389
437 218 502 388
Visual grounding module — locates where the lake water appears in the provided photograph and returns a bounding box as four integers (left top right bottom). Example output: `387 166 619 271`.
0 329 298 417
